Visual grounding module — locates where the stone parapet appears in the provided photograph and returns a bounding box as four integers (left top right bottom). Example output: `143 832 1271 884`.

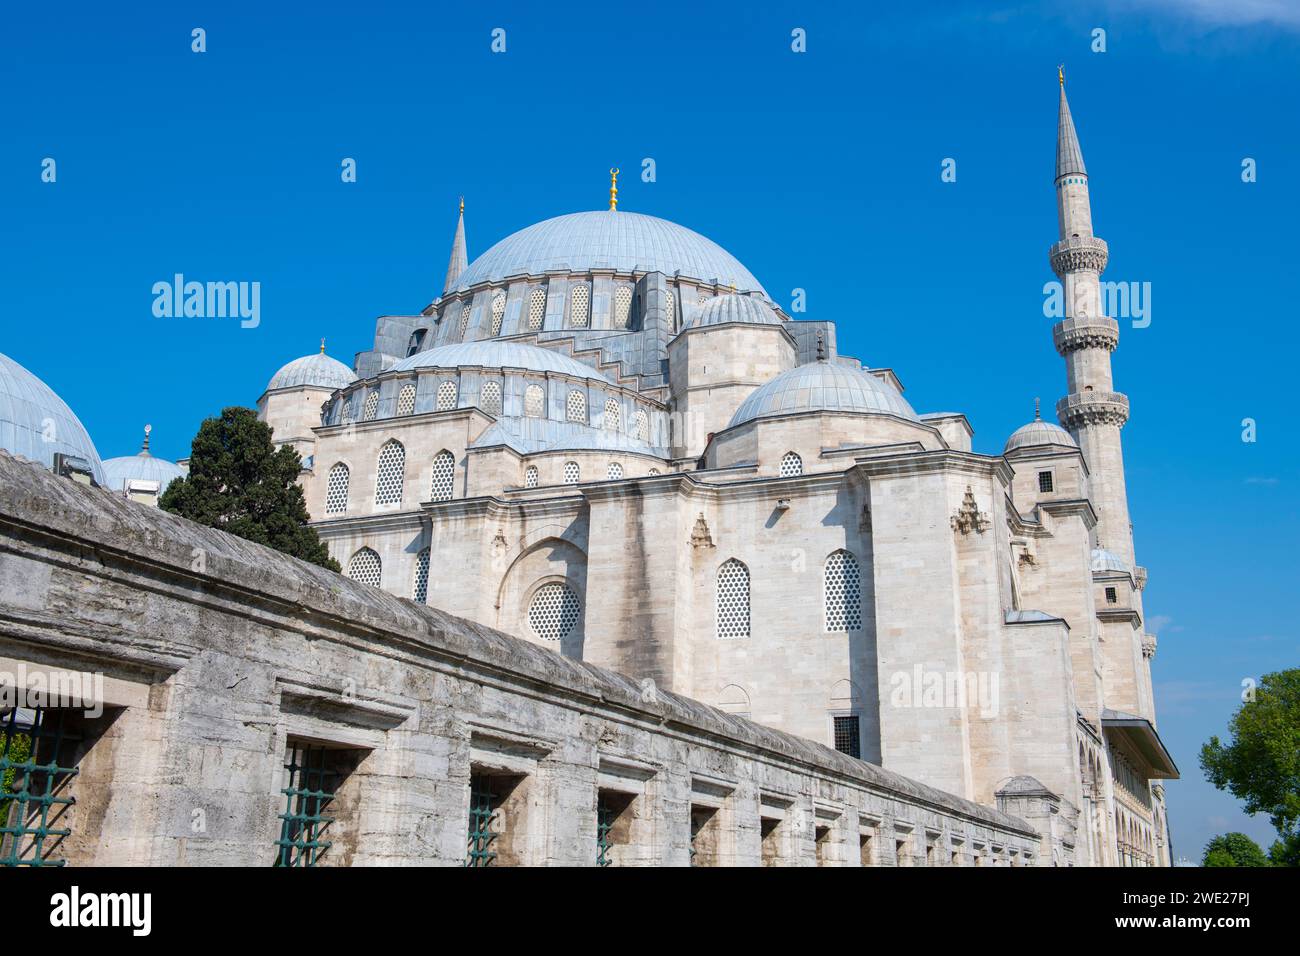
1049 235 1109 276
1053 315 1119 356
1057 390 1129 429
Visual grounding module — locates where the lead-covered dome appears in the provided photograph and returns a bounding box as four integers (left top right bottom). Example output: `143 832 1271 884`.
684 293 783 329
1090 548 1130 574
447 211 767 297
0 351 105 484
268 352 357 392
1005 418 1077 453
389 340 612 383
729 361 918 428
103 452 185 493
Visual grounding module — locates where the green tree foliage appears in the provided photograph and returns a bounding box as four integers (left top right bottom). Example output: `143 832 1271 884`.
160 407 340 572
1201 832 1269 867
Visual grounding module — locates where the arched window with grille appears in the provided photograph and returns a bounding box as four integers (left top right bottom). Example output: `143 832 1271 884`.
603 398 621 432
607 462 623 480
325 462 350 515
716 559 750 640
648 468 660 476
362 391 379 421
528 287 547 330
481 380 502 415
633 409 649 442
524 383 545 418
348 547 382 588
458 300 473 335
613 286 633 329
824 550 862 632
569 284 589 328
528 582 581 642
395 383 416 416
524 465 539 488
563 461 580 484
779 451 803 477
375 440 405 505
566 390 587 423
436 380 457 411
489 291 506 336
412 548 430 603
430 450 455 502
339 396 355 425
665 288 676 329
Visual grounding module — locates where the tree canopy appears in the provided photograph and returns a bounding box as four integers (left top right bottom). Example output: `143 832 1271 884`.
1202 832 1269 867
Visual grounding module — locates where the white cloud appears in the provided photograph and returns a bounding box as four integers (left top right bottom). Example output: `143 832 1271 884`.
1117 0 1300 29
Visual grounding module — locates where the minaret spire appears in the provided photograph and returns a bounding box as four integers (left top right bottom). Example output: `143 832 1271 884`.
442 198 468 296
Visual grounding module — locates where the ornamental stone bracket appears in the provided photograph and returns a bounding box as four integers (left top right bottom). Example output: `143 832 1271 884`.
1057 390 1130 429
1049 235 1109 277
690 513 715 549
951 487 991 535
1052 315 1119 355
1142 634 1157 660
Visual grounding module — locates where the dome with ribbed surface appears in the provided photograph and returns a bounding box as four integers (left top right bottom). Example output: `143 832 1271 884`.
447 211 766 297
268 352 357 392
729 361 918 428
1004 418 1077 453
103 452 185 493
684 293 783 329
0 351 105 484
389 340 612 383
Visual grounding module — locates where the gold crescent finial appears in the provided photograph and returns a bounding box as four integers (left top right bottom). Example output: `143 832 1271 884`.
609 167 620 211
459 195 464 215
1058 64 1064 87
320 337 326 354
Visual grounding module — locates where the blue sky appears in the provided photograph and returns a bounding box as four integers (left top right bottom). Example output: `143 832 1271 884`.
3 1 1297 861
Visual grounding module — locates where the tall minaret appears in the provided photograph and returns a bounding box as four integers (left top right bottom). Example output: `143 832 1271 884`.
442 198 468 296
1050 69 1134 566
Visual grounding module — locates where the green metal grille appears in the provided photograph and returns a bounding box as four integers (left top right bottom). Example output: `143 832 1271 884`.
275 744 337 867
1 708 78 867
689 811 703 866
465 776 497 867
596 799 614 867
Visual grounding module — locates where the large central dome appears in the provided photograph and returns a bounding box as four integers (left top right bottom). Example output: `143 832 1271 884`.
447 211 767 296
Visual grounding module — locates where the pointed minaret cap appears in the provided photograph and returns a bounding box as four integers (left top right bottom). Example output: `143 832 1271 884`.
1056 66 1087 180
442 198 469 296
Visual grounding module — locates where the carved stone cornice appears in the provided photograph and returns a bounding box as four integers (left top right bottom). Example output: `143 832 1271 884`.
1053 316 1119 355
1049 235 1109 276
1057 391 1129 430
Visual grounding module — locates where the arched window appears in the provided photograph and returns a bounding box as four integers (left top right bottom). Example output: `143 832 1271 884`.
436 380 457 411
607 462 623 480
563 461 580 484
779 451 803 477
528 582 581 642
375 440 405 505
633 409 649 442
824 550 862 632
412 548 430 603
458 300 473 334
325 462 350 515
480 380 502 415
716 559 750 640
395 383 416 416
362 391 379 421
648 468 660 476
431 450 455 501
566 389 587 423
339 396 355 425
524 384 545 418
613 286 633 329
347 547 382 588
527 287 546 330
569 284 589 328
524 465 539 488
489 291 506 336
603 398 621 432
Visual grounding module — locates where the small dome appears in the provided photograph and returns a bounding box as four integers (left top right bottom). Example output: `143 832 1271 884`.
1005 418 1077 453
103 428 185 493
729 361 918 428
684 294 783 329
0 351 105 484
268 352 357 392
389 340 612 383
1091 548 1130 573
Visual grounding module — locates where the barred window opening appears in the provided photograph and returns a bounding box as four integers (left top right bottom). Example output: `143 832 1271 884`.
362 391 379 421
528 582 581 642
833 715 861 759
570 284 589 328
528 287 547 331
325 462 350 515
524 384 545 418
348 547 382 587
563 461 580 485
603 398 621 432
824 550 863 632
665 289 676 329
413 548 430 603
339 397 354 425
566 390 587 424
481 381 502 416
431 450 455 502
607 462 623 480
459 300 473 334
633 409 650 442
779 451 803 477
275 743 344 867
0 706 79 867
716 559 750 640
524 465 539 489
436 380 458 411
489 292 506 336
396 383 416 416
375 440 405 505
613 286 634 329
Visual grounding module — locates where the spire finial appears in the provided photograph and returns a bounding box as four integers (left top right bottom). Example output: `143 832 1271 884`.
320 337 326 354
140 423 152 456
459 195 464 215
609 167 620 211
1058 64 1064 87
816 331 826 363
1034 397 1041 421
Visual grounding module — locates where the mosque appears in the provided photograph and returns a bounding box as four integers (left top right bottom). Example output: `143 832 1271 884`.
0 78 1175 866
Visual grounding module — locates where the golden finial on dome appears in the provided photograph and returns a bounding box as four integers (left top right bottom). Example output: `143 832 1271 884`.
141 423 152 456
609 167 620 211
1058 64 1064 87
320 338 326 354
459 195 464 215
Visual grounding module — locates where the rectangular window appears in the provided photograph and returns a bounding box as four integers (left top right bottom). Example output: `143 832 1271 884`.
1 707 78 867
596 790 634 867
690 805 719 866
466 771 527 866
1038 470 1054 493
815 825 833 866
896 836 913 867
859 831 875 866
275 742 362 868
833 715 861 759
760 817 783 866
1105 586 1118 604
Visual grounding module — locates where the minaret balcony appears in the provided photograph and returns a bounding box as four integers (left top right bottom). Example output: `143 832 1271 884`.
1057 390 1129 429
1050 236 1109 276
1053 315 1119 355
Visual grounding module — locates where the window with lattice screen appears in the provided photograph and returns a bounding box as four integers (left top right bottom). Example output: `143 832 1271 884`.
362 391 379 421
716 559 750 640
569 284 589 327
396 383 416 416
489 292 506 336
528 287 546 330
459 300 473 334
524 384 545 418
665 289 676 328
563 461 580 484
375 440 405 505
698 287 712 303
566 390 587 423
413 548 430 603
648 468 660 476
779 452 803 477
528 583 581 642
633 409 649 442
613 286 633 329
339 397 354 425
607 462 623 480
603 398 621 432
436 380 457 411
524 466 539 488
348 548 382 588
431 450 455 502
325 463 350 515
481 381 502 415
824 550 862 632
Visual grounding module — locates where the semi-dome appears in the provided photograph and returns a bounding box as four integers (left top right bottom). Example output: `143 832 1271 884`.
268 351 357 392
102 427 185 493
1005 417 1077 453
0 351 105 484
1090 548 1130 574
729 361 918 428
389 340 613 383
447 211 767 297
684 293 783 330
